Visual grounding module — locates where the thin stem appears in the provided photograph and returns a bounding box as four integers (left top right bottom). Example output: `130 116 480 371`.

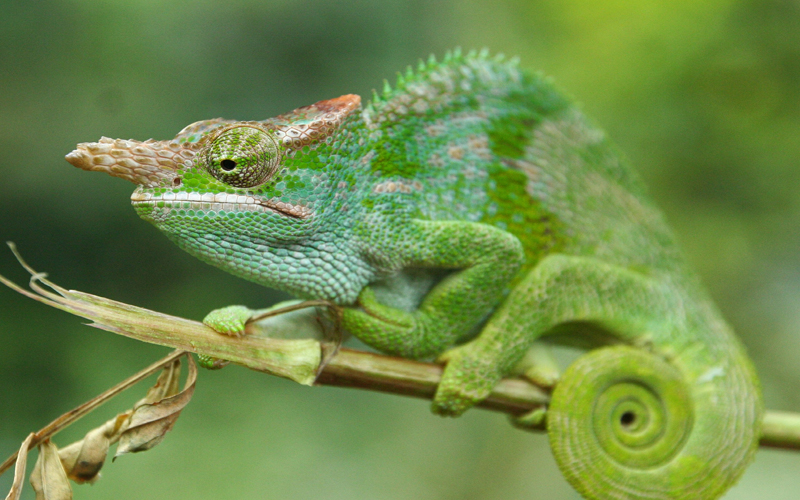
316 348 548 416
760 411 800 450
248 300 335 323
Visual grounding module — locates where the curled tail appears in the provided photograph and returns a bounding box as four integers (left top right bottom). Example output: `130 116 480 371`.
547 344 762 500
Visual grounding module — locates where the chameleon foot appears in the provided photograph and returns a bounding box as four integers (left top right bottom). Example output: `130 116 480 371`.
203 305 254 337
197 354 229 370
200 305 254 370
433 342 503 417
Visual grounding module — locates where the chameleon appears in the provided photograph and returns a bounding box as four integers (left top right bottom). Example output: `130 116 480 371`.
66 49 762 499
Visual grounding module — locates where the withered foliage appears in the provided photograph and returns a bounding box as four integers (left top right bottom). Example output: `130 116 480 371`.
4 433 34 500
30 440 71 500
3 354 196 499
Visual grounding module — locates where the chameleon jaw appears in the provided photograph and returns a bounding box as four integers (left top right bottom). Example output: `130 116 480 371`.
130 189 313 219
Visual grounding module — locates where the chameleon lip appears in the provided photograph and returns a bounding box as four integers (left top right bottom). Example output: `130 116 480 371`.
130 190 311 219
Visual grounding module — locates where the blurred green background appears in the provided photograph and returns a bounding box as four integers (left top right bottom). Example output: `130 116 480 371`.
1 0 799 498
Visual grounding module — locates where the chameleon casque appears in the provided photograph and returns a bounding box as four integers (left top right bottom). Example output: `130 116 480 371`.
66 50 762 499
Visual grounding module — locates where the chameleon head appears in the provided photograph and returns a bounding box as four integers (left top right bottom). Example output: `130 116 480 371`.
65 95 366 299
65 95 362 228
64 122 310 224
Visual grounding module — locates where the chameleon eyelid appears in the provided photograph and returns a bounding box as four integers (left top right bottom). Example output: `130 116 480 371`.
202 124 281 187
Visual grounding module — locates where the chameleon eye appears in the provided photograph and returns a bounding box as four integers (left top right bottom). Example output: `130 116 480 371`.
202 125 281 188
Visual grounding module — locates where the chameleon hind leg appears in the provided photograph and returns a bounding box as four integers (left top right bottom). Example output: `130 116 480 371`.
433 253 679 416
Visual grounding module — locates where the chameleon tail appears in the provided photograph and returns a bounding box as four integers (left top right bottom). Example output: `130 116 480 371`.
548 345 760 500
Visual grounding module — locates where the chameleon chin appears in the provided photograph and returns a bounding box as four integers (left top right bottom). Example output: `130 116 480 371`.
67 49 762 500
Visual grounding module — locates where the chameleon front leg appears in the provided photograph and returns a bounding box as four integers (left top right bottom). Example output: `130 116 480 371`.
198 305 255 369
342 219 524 412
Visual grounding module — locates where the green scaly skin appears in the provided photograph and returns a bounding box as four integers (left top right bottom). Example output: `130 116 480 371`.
66 49 762 500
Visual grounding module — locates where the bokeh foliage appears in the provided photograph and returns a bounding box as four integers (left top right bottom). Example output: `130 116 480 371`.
1 0 799 498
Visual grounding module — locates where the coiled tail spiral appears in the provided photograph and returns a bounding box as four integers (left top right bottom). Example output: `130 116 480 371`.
548 345 760 500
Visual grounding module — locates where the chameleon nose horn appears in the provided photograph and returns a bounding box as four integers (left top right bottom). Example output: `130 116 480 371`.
64 148 91 170
66 137 198 186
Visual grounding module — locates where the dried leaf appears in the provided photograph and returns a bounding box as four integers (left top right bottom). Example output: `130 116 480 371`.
137 358 182 407
4 433 34 500
53 362 185 484
115 355 196 458
57 420 116 484
30 440 72 500
105 411 135 442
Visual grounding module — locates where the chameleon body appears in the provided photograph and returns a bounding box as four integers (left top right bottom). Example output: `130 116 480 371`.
67 50 762 499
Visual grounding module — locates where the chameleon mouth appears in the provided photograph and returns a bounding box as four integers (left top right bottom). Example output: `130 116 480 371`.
130 190 312 219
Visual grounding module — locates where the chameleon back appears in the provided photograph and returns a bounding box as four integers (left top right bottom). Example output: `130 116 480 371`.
357 54 686 281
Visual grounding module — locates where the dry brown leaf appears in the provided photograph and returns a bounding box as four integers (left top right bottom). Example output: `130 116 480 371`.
41 358 187 484
29 440 72 500
136 358 182 407
115 355 196 458
57 405 141 484
57 418 118 485
4 433 34 500
33 355 191 485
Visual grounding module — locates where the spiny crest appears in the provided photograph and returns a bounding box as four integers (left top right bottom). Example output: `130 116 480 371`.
364 48 524 124
371 47 517 104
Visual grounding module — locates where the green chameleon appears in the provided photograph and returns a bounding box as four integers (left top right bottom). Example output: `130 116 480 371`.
66 49 761 499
